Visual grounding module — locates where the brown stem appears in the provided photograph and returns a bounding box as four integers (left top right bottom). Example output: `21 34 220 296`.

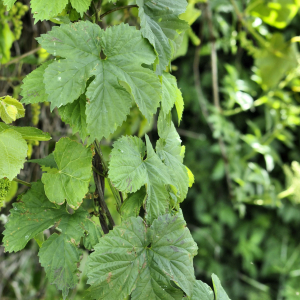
100 5 138 19
13 178 32 187
205 3 234 200
4 47 42 67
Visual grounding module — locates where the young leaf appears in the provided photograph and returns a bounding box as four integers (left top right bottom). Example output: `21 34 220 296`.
41 138 93 209
0 129 28 180
58 95 88 141
21 60 53 104
156 113 189 202
0 96 25 124
136 0 189 74
87 213 197 300
38 233 82 300
30 0 68 23
0 122 51 141
108 135 172 224
212 274 231 300
37 22 161 140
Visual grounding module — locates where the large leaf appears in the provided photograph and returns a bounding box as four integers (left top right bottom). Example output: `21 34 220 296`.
87 213 197 300
156 113 189 202
41 137 93 209
247 0 300 29
136 0 189 74
20 60 53 104
37 21 161 140
0 122 51 141
0 129 28 180
108 135 172 224
58 95 88 141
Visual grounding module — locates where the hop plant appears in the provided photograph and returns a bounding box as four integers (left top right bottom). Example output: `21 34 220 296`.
0 178 11 208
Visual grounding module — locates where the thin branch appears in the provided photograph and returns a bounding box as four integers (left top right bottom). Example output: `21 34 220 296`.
3 47 42 67
205 3 234 200
100 5 138 19
92 1 99 23
13 178 32 187
84 12 93 22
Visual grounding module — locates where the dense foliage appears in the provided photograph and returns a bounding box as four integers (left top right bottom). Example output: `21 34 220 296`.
1 0 300 299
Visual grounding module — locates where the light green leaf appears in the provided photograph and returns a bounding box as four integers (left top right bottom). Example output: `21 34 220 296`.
212 274 231 300
0 122 51 141
156 113 189 202
21 60 53 104
0 96 25 124
38 22 161 140
30 0 68 23
39 233 82 299
0 129 28 181
58 95 88 141
247 0 299 29
87 213 197 300
2 0 16 10
108 135 172 224
0 21 15 63
70 0 92 15
29 153 58 170
120 187 146 219
136 0 189 75
41 137 93 209
189 280 214 300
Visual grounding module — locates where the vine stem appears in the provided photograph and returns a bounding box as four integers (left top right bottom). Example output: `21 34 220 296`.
4 47 42 66
13 178 32 187
205 3 234 200
100 5 138 19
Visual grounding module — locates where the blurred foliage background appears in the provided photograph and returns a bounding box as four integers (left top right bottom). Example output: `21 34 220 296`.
1 0 300 299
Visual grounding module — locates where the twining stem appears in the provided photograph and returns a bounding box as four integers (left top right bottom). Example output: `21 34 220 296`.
4 47 42 66
13 178 32 187
100 5 138 19
205 3 234 200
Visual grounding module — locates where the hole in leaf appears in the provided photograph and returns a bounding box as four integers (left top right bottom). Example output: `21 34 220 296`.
100 50 107 60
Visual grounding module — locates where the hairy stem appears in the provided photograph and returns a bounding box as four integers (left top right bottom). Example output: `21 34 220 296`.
100 5 138 19
13 178 32 187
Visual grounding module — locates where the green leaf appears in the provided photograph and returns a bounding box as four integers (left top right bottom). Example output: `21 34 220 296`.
0 96 25 124
0 129 28 181
2 0 16 10
41 138 92 209
82 218 102 250
29 153 58 170
0 21 15 63
136 0 189 74
70 0 92 15
189 280 214 300
247 0 300 29
58 95 88 141
212 274 231 300
108 135 172 224
30 0 68 23
0 122 51 141
156 113 189 202
87 213 197 300
120 187 146 219
20 60 53 104
37 21 161 140
39 233 82 299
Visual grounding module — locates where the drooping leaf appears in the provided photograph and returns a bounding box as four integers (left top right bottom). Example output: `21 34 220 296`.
41 137 93 209
58 95 88 141
37 22 161 140
189 280 214 300
108 135 172 224
39 233 82 299
120 186 146 219
70 0 92 15
0 129 28 180
0 122 51 141
87 213 197 300
212 274 231 300
136 0 189 74
156 113 189 202
0 96 25 124
21 60 53 104
30 0 68 23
